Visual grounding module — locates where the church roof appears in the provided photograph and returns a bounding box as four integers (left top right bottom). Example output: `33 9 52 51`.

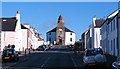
0 17 17 31
47 27 74 33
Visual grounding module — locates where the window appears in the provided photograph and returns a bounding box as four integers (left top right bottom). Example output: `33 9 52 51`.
100 40 102 46
70 38 72 42
111 40 112 51
49 38 51 42
111 22 112 32
59 31 62 35
114 38 115 49
113 19 115 30
114 39 115 55
70 33 72 35
49 32 51 35
108 40 109 52
107 24 109 34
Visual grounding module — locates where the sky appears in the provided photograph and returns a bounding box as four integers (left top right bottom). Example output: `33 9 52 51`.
1 2 119 41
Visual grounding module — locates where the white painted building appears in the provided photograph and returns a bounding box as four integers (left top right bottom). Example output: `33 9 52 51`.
21 24 33 51
23 24 44 49
101 9 120 57
21 25 28 51
92 17 104 48
47 15 76 45
1 11 22 51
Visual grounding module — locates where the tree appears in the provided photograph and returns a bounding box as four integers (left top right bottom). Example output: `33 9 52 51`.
75 41 82 47
74 41 82 50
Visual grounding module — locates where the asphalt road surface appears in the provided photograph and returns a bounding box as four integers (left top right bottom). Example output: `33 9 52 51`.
2 45 116 69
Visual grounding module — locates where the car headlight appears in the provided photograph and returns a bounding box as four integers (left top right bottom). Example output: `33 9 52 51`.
84 57 95 63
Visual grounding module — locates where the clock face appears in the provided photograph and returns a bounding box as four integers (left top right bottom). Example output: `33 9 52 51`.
59 29 62 35
59 29 62 31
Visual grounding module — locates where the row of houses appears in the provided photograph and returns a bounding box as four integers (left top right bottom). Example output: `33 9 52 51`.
0 11 44 51
81 8 120 57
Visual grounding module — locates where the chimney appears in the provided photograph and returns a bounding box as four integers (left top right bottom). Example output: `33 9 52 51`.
16 11 20 22
93 16 96 26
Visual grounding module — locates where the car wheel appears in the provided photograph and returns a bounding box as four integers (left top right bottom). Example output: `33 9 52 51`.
84 64 89 69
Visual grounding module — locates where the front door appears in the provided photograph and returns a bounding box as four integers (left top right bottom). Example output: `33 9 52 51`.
59 39 62 45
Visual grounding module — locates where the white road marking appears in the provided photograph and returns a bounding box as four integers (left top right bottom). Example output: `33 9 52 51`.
3 62 17 69
71 56 77 68
40 56 51 68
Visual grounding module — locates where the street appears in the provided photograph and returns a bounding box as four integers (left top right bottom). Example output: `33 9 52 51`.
2 46 116 69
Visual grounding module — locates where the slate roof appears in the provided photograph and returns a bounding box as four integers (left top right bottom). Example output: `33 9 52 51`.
47 27 74 33
0 17 17 31
21 24 28 29
95 19 105 28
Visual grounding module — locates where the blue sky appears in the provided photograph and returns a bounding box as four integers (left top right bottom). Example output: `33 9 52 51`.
2 2 118 41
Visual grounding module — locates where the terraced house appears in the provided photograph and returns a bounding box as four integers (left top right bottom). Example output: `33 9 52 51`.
101 8 120 57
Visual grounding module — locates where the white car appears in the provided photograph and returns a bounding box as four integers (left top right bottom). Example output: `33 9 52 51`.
83 48 106 67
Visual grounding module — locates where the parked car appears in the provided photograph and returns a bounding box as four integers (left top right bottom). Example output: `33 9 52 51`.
36 46 44 51
2 48 19 62
36 45 50 51
67 45 74 51
83 48 106 68
112 56 120 69
43 45 50 51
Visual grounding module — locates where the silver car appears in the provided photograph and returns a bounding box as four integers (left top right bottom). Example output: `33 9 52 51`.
112 56 120 69
83 48 106 67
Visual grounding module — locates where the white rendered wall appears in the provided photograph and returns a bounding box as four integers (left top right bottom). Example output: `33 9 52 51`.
65 32 75 45
94 28 101 48
1 31 15 51
21 29 27 51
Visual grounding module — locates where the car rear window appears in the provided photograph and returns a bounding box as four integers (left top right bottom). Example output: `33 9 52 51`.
3 49 14 55
86 49 103 56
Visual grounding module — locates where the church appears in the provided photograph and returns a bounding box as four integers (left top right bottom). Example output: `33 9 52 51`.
46 15 76 45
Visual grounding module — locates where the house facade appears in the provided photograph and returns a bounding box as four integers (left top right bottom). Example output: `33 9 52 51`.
47 15 76 45
21 24 33 51
101 9 120 57
23 24 44 49
85 25 92 49
1 11 22 51
81 18 104 50
92 17 104 48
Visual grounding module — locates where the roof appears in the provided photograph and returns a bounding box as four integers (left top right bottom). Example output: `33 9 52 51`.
47 27 57 32
101 9 120 27
0 17 17 31
21 24 28 29
94 19 105 28
65 27 74 32
47 27 74 33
